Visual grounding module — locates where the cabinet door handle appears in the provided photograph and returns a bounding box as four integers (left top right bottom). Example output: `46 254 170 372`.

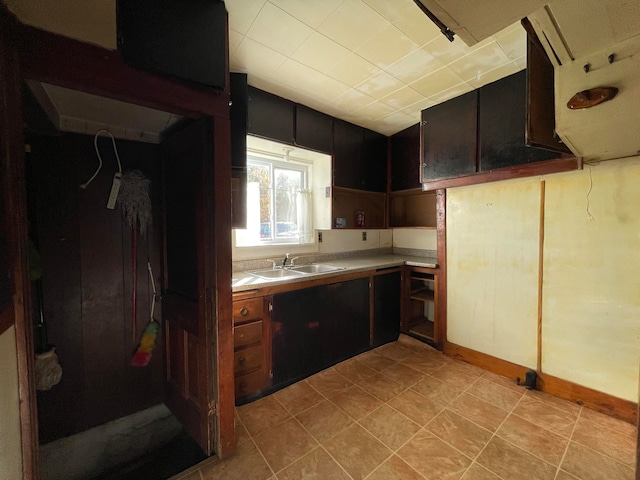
238 357 246 366
240 307 249 316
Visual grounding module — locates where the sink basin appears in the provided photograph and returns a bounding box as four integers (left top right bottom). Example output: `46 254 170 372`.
248 269 305 280
290 264 345 274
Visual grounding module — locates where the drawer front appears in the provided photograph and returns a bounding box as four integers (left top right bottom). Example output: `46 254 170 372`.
234 321 263 349
233 297 264 324
234 345 263 376
235 369 268 398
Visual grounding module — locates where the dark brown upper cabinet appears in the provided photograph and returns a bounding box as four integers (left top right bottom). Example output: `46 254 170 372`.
333 120 387 193
362 128 387 192
478 70 557 171
333 119 364 190
390 123 420 192
420 90 478 183
247 87 295 145
295 104 333 154
230 73 248 228
522 19 571 154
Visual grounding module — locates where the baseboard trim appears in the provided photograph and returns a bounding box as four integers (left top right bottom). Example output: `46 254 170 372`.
443 341 637 425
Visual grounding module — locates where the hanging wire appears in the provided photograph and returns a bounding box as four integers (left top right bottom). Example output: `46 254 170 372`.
80 129 123 189
585 165 595 221
147 262 157 322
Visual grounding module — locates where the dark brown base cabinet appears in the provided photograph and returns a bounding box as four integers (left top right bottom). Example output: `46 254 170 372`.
373 271 402 347
271 278 370 390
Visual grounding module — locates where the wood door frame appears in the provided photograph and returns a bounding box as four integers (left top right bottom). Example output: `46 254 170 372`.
2 11 236 474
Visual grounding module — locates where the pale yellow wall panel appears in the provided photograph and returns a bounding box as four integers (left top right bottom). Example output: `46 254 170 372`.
447 178 541 369
542 158 640 401
0 326 23 480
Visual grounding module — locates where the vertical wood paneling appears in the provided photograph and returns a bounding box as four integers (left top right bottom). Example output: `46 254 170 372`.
29 134 164 442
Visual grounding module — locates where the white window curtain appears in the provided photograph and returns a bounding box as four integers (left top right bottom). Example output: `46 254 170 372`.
296 189 313 244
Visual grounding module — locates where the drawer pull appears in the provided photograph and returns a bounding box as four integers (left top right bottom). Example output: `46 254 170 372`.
238 357 246 366
240 307 249 316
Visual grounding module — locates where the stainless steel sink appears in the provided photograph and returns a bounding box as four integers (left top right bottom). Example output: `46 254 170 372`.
248 269 305 280
290 264 345 274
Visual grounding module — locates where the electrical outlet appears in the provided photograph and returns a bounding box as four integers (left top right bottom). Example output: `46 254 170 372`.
362 231 367 241
325 186 331 198
318 232 323 243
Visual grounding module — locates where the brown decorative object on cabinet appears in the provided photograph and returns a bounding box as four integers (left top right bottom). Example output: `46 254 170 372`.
233 294 271 402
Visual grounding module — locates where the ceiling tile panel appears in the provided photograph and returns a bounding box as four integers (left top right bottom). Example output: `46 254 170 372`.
375 110 418 134
447 41 512 83
428 81 475 103
362 0 416 23
393 6 443 46
269 0 342 28
226 0 267 35
355 70 404 100
230 36 288 75
378 85 425 109
333 89 377 114
493 24 527 60
351 100 396 122
410 67 465 98
246 2 313 56
291 32 352 73
275 59 352 101
317 0 390 51
327 54 382 86
356 23 420 69
424 34 486 65
467 62 522 89
229 29 243 57
384 46 444 84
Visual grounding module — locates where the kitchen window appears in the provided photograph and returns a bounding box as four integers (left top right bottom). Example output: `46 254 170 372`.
235 137 331 248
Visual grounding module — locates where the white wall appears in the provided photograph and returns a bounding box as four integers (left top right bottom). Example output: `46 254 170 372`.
392 228 437 251
0 326 24 480
446 158 640 402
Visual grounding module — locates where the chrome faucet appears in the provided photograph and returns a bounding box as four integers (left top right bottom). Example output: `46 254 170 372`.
281 253 290 268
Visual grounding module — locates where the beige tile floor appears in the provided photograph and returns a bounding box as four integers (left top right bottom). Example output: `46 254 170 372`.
172 336 637 480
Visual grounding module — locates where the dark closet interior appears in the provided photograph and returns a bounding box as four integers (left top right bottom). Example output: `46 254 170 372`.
24 90 207 478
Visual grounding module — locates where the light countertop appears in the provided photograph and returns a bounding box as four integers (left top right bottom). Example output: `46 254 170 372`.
232 254 437 292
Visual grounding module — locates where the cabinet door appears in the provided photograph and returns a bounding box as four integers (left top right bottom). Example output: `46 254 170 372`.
421 90 477 182
373 272 401 346
295 104 333 153
325 278 370 363
362 129 387 192
523 20 572 154
230 73 248 228
247 87 295 145
391 123 420 192
479 70 557 171
333 119 363 189
271 285 330 388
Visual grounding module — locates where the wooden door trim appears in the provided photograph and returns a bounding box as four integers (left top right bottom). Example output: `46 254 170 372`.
0 8 39 476
435 189 447 349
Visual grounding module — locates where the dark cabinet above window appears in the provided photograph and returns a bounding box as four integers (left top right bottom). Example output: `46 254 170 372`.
247 87 295 145
295 104 333 154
